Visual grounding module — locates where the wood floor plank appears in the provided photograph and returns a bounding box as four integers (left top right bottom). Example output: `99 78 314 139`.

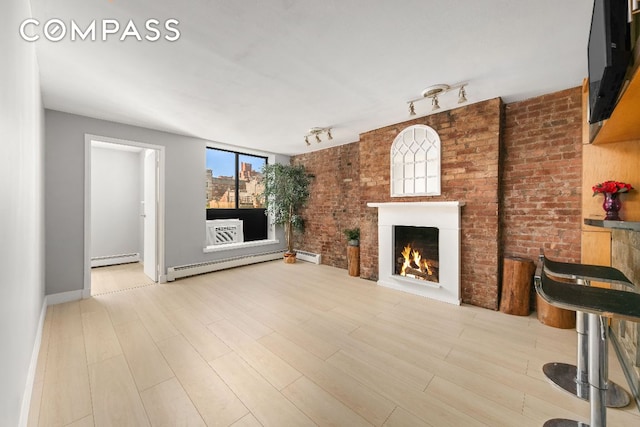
113 320 174 392
140 377 206 427
209 352 316 427
82 307 122 365
250 306 340 360
259 332 396 426
38 335 92 426
157 334 248 426
229 413 263 427
165 307 231 362
383 407 433 427
101 292 140 326
424 376 538 427
66 415 95 427
208 319 301 390
128 289 180 342
49 301 84 342
325 349 485 427
282 376 373 427
88 354 150 427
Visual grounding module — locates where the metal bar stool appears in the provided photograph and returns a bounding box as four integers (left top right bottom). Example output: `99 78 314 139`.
540 252 633 408
535 267 640 426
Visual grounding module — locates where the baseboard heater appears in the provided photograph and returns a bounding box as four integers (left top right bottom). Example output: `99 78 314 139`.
296 250 322 264
91 253 139 268
167 250 284 281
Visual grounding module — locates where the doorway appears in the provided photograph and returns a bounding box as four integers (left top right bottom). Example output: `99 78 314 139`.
83 135 165 297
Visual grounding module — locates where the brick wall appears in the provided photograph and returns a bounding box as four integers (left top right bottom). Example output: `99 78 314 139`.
502 87 583 263
291 87 583 310
292 143 360 269
358 98 502 309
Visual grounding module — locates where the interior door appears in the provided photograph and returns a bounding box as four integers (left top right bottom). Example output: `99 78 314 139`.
143 149 157 281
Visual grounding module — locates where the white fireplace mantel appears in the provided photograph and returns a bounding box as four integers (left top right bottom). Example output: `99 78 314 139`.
368 201 465 305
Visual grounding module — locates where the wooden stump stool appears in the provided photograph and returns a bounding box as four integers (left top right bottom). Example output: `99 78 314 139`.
500 256 535 316
347 245 360 277
536 294 576 329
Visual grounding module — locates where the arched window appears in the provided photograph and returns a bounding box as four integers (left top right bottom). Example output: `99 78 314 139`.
390 125 441 197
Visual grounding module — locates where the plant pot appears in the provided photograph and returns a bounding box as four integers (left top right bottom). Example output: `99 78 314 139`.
283 252 297 264
347 245 359 276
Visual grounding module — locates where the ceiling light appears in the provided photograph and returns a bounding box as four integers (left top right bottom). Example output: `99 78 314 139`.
406 82 469 116
304 127 333 146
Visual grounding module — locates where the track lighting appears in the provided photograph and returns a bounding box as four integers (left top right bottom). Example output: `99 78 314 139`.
406 82 469 116
409 101 416 116
304 127 333 146
458 86 467 104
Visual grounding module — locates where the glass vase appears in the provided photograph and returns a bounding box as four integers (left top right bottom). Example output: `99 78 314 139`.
602 192 622 221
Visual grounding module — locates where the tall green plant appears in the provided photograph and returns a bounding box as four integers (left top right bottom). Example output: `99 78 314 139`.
261 163 311 254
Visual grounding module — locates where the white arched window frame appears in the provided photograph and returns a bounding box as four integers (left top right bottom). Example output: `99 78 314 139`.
390 124 442 197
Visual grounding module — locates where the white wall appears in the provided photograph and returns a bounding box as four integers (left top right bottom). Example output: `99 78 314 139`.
91 146 142 259
45 110 289 295
0 1 46 425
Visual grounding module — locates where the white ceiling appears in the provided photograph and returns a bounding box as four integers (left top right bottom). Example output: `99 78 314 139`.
29 0 593 155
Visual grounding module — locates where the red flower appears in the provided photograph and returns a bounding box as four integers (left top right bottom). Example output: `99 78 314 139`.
592 180 634 196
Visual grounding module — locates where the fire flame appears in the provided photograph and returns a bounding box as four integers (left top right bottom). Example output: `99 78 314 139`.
400 244 433 277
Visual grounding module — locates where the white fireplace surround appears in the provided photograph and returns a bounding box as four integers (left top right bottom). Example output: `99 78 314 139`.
368 201 464 305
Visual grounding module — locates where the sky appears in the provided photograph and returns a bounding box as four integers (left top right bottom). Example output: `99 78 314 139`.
206 148 266 177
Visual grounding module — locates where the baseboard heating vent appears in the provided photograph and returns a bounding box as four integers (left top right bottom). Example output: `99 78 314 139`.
91 253 139 268
296 250 321 264
167 250 284 281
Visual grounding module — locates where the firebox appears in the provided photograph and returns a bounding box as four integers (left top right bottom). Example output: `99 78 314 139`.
394 226 439 283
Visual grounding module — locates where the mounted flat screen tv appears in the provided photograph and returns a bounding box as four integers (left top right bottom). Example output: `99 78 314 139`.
588 0 630 124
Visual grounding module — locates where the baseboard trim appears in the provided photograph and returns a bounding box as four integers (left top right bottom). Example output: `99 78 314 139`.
45 289 83 306
91 253 139 267
18 298 47 427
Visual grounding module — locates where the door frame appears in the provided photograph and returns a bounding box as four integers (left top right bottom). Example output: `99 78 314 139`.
83 134 167 298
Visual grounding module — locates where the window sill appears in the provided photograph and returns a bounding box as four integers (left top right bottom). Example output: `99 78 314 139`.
203 239 280 253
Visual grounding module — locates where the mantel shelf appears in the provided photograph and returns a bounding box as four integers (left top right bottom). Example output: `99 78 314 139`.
584 218 640 232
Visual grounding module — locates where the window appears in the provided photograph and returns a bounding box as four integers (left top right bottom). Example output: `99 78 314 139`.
206 148 268 243
390 125 441 197
206 149 267 209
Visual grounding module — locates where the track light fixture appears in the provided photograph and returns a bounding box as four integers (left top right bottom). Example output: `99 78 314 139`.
406 82 468 116
458 86 467 104
409 101 416 116
304 127 333 146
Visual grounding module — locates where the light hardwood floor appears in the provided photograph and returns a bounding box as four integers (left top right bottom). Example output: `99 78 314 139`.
91 263 155 296
29 261 640 426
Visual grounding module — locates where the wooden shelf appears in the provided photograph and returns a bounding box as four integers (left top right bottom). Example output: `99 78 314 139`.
590 66 640 144
584 218 640 232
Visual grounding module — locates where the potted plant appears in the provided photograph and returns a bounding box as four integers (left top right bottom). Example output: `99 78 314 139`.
262 163 311 263
343 227 360 246
343 227 360 276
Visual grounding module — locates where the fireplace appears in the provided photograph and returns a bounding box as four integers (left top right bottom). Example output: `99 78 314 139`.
394 226 439 283
368 202 464 305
